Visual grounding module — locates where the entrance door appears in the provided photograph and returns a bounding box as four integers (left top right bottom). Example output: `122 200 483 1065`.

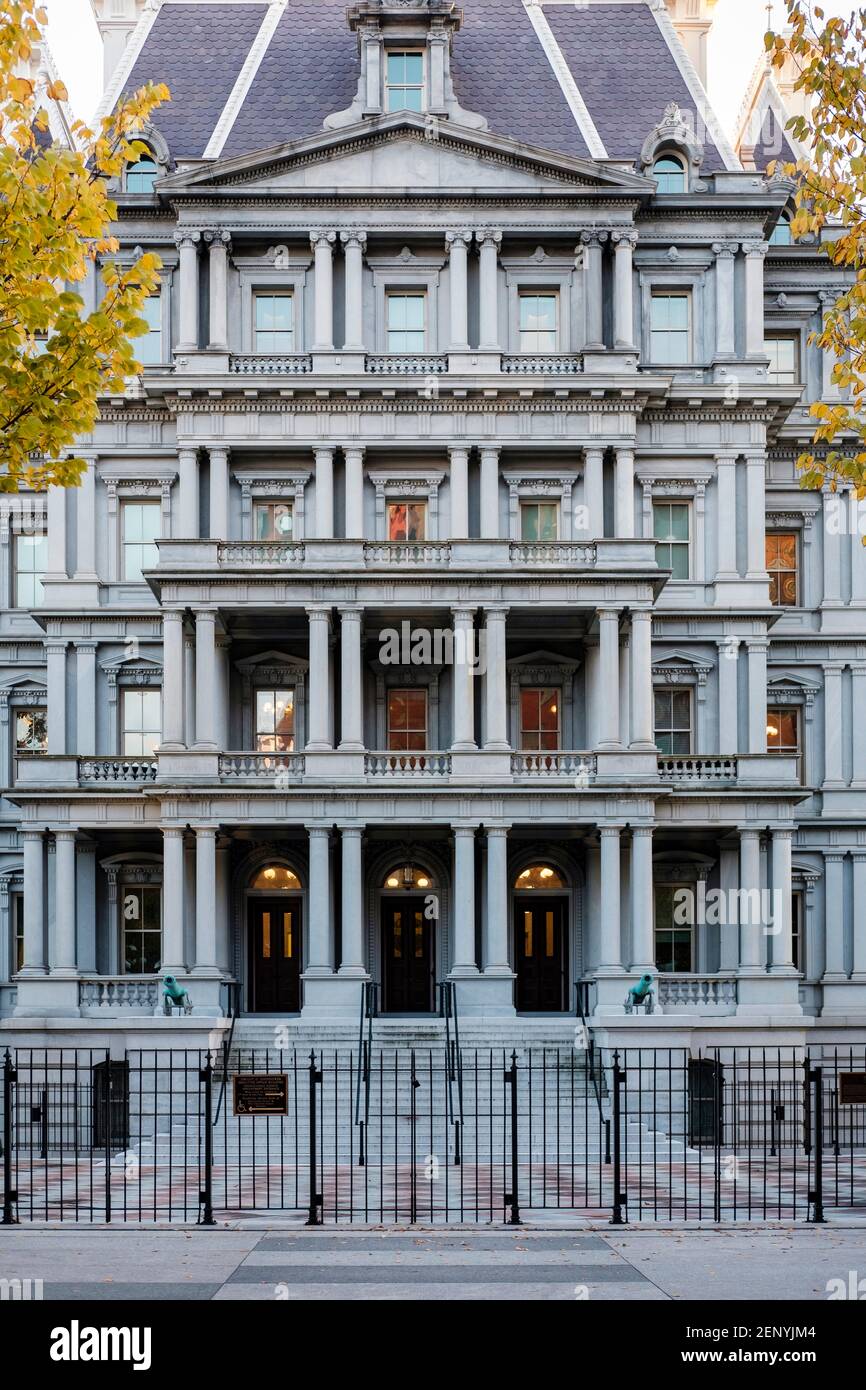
514 897 568 1011
249 897 301 1012
382 897 434 1012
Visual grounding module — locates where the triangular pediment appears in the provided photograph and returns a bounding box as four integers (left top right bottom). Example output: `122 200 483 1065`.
161 115 654 199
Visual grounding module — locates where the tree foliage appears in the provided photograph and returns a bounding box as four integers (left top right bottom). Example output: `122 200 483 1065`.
0 0 168 491
767 2 866 491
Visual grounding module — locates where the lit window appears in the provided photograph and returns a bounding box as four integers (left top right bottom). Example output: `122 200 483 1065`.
766 532 798 606
764 334 799 384
652 154 686 194
653 501 690 579
254 293 294 353
520 688 560 752
387 689 427 751
654 688 692 755
121 689 160 757
255 689 295 753
654 883 693 972
387 501 426 541
126 156 158 193
769 215 792 246
136 295 162 366
520 502 558 542
514 864 565 890
121 883 161 974
386 293 426 352
766 706 800 777
14 532 48 607
650 292 691 363
386 52 424 112
253 501 294 541
382 864 435 890
251 864 301 891
122 502 160 582
519 293 558 352
15 708 47 756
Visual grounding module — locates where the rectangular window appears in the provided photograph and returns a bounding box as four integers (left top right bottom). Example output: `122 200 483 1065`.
386 293 426 353
256 688 295 753
654 883 693 972
653 501 690 579
13 893 23 974
387 688 428 751
520 502 558 542
386 51 424 112
15 709 47 780
519 293 558 352
387 501 426 541
654 688 692 755
766 531 798 606
764 333 799 384
121 883 161 974
14 532 48 608
122 501 160 582
121 689 160 757
766 706 799 758
253 501 294 541
650 292 691 363
520 687 561 752
137 295 162 366
254 293 294 353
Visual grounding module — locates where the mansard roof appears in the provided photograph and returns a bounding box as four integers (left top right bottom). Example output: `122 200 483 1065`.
113 0 738 172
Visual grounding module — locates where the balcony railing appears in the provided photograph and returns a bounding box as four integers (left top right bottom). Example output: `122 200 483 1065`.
501 353 583 374
365 354 448 375
218 541 305 566
363 541 451 566
219 752 305 781
509 541 597 566
656 974 738 1013
657 755 738 783
79 976 160 1013
78 757 158 784
228 353 312 374
511 751 597 781
365 751 451 777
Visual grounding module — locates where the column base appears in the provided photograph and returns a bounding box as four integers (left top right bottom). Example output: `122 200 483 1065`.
736 971 802 1015
452 970 515 1016
13 976 80 1017
821 978 866 1014
301 971 364 1020
592 970 628 1017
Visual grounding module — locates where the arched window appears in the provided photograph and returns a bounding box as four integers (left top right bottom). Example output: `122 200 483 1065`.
514 864 565 890
769 213 792 246
652 153 687 194
126 154 159 194
250 864 301 891
382 864 435 890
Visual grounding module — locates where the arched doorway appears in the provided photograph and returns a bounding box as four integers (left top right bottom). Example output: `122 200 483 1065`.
380 863 436 1013
512 863 569 1012
246 863 303 1012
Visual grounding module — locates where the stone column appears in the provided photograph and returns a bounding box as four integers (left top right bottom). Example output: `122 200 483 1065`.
52 830 77 975
449 447 469 539
452 826 478 972
45 639 67 753
597 610 621 749
851 665 866 785
75 642 97 757
215 636 231 751
306 826 333 972
314 447 334 539
339 606 364 750
340 231 367 352
630 826 655 972
451 607 477 751
580 231 606 350
483 825 511 974
193 827 219 975
20 829 45 974
483 606 509 750
614 447 635 538
162 827 186 974
819 290 841 399
852 852 866 978
339 826 365 975
446 231 471 351
598 825 624 969
583 448 604 540
177 448 199 539
712 243 736 358
612 230 637 349
716 636 739 753
306 606 332 751
174 231 200 352
310 230 336 352
738 828 763 971
344 447 365 539
822 486 843 605
770 827 795 970
205 231 231 351
479 447 500 538
208 446 229 540
46 484 68 580
75 457 97 579
715 454 738 580
629 609 654 749
823 662 845 786
215 835 231 974
161 610 185 749
745 451 768 580
746 637 768 753
822 850 846 979
742 240 769 358
194 607 218 750
477 230 502 351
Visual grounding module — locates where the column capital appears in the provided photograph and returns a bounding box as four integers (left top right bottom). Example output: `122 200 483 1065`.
305 824 332 838
711 241 737 259
741 239 769 259
203 229 232 252
310 229 337 248
484 603 510 618
50 827 79 841
478 444 500 459
448 444 470 460
446 229 473 249
483 823 512 836
737 824 763 839
631 824 655 838
344 444 365 462
338 604 364 621
612 229 638 250
174 230 201 251
192 825 218 839
334 823 364 837
579 228 608 248
307 604 333 621
451 605 476 621
475 228 502 249
340 230 367 250
452 823 480 835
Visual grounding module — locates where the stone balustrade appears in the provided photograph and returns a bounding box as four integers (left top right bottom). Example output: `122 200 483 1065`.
501 353 583 374
656 974 739 1012
219 752 305 782
511 751 597 781
364 751 452 777
78 758 158 784
657 755 739 783
228 354 312 374
79 976 160 1013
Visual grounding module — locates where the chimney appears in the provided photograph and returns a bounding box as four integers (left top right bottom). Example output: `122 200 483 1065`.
666 0 719 89
89 0 150 92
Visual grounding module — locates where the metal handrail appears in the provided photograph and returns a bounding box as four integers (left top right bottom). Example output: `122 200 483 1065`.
575 980 611 1163
354 981 378 1164
437 980 463 1165
213 981 241 1125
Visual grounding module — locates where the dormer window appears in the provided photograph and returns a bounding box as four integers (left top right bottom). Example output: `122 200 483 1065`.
652 152 687 194
126 153 159 194
769 214 793 246
386 51 424 112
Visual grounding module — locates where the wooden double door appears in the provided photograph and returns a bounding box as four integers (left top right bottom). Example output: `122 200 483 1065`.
381 896 435 1013
513 896 569 1012
248 897 302 1012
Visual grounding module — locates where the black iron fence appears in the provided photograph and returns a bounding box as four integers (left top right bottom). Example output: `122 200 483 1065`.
2 1044 864 1225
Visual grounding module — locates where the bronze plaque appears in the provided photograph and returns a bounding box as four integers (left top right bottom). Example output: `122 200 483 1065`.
838 1072 866 1105
232 1073 289 1116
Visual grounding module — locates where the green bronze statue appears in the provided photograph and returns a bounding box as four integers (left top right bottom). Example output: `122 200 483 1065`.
162 975 193 1016
624 973 655 1015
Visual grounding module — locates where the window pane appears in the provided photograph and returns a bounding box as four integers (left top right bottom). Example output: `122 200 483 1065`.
15 533 47 607
127 158 157 193
16 709 47 751
254 502 293 540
